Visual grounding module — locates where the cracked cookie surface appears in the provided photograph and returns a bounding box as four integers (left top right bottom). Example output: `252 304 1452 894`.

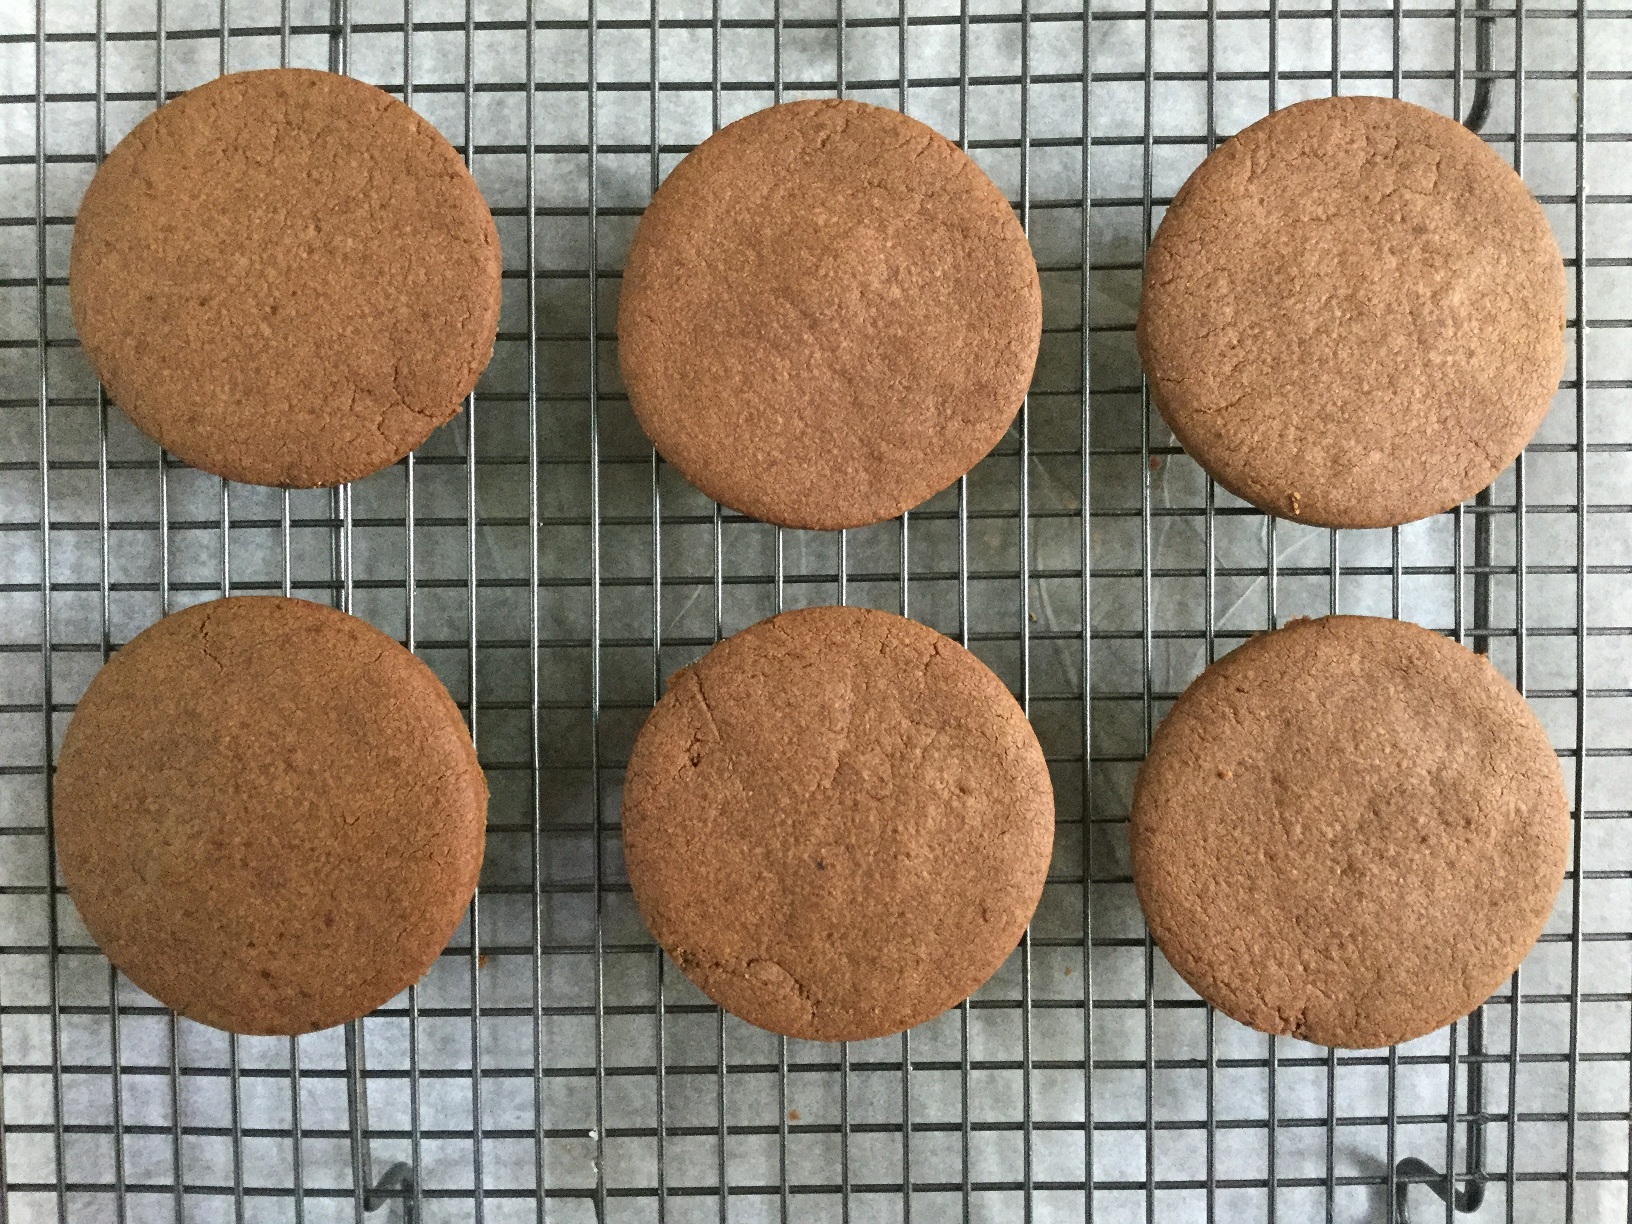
1130 615 1568 1049
53 596 487 1035
622 605 1055 1041
70 68 502 487
1136 95 1566 529
617 98 1042 530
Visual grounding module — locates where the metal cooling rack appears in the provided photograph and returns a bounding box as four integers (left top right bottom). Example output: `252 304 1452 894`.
2 0 1630 1221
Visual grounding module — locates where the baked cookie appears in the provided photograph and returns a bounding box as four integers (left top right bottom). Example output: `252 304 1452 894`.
618 99 1042 530
1131 616 1568 1049
54 597 487 1035
622 605 1054 1041
70 68 501 488
1137 96 1566 529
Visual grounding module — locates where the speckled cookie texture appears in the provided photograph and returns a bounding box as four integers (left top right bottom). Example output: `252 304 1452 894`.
621 605 1055 1041
1131 616 1569 1049
70 68 502 488
53 597 487 1036
617 99 1042 531
1137 96 1566 529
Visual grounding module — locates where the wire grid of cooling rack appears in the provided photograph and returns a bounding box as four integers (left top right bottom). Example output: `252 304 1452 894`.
1 0 1630 1221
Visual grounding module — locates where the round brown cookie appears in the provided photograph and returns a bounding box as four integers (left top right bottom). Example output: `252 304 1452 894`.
70 68 501 488
1137 96 1566 529
53 596 487 1035
1131 616 1568 1049
617 99 1042 531
622 605 1055 1041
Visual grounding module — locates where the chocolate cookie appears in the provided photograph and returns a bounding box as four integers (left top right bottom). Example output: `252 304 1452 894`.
53 597 487 1035
1137 96 1566 529
622 606 1054 1041
618 99 1042 530
70 68 502 488
1131 616 1568 1049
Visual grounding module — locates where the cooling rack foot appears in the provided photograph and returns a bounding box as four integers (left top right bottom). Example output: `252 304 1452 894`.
1394 1158 1486 1224
364 1161 415 1220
